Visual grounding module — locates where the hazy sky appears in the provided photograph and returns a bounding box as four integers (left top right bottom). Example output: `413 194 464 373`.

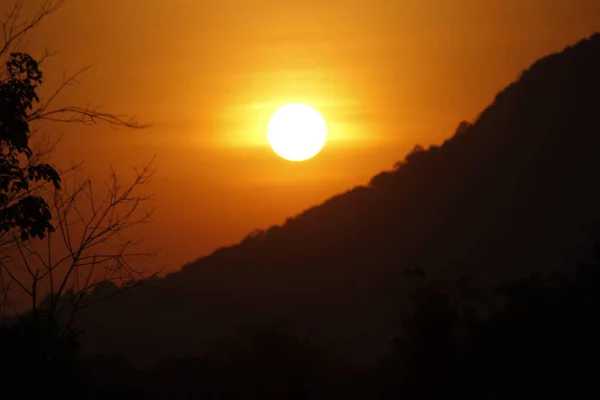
16 0 600 272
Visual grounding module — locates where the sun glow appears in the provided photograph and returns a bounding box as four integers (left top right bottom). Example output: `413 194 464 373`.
267 103 327 162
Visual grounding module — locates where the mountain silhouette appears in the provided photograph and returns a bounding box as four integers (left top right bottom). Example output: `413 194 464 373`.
75 33 600 367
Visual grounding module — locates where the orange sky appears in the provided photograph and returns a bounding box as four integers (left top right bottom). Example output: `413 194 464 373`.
15 0 600 273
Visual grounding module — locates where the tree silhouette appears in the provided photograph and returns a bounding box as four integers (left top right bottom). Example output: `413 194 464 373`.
0 0 156 321
378 245 600 398
0 3 157 395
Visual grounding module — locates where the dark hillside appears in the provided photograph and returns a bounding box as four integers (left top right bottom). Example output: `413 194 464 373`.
77 34 600 367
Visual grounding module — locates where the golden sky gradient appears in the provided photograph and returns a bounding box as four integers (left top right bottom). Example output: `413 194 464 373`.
15 0 600 272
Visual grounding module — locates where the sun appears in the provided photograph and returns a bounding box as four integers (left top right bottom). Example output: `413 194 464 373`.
267 103 327 162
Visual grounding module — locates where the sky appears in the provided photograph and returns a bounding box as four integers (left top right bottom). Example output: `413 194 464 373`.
13 0 600 273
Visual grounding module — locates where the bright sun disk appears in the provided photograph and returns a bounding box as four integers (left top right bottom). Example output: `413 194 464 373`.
267 103 327 162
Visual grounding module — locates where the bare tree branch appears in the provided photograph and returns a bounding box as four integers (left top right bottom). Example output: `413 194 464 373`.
1 0 149 130
0 157 160 326
0 0 66 59
0 0 158 335
26 66 150 129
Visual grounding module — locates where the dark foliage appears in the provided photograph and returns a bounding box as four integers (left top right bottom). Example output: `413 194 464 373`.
0 311 83 398
6 245 599 399
0 53 60 241
79 324 353 399
379 248 600 398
